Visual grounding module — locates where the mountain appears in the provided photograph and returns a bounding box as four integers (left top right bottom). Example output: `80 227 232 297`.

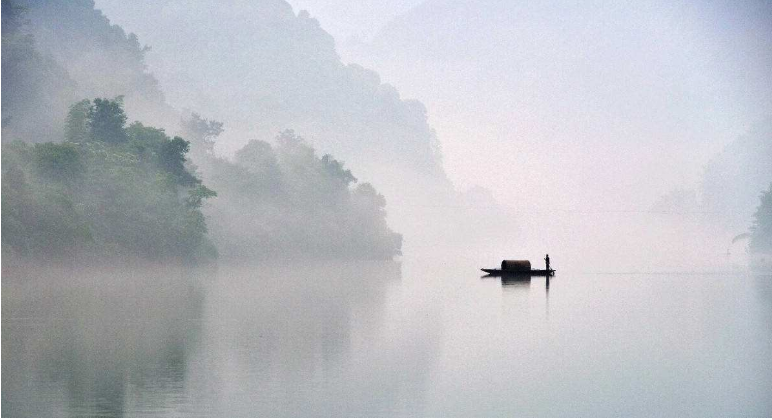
347 0 772 212
2 0 406 262
93 1 447 184
1 0 175 144
93 0 521 252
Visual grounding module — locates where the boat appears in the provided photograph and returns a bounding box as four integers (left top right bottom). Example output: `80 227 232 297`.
480 259 555 276
481 268 554 276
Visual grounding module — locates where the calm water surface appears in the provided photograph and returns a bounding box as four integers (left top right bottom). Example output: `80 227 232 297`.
3 257 771 416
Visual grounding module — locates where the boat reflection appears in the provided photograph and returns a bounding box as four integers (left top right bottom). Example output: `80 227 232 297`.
499 273 532 288
481 272 552 291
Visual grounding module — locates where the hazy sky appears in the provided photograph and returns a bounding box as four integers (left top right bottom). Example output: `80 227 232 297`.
95 0 772 212
291 0 772 210
288 0 423 46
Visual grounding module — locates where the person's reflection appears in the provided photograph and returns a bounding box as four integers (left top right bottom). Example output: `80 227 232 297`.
545 274 550 320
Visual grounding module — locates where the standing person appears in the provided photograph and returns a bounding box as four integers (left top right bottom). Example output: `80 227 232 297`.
545 254 550 271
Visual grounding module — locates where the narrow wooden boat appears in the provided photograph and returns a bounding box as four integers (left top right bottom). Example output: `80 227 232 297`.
481 268 554 276
481 259 555 276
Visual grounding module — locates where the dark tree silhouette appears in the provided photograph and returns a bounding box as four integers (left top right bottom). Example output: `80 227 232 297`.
88 97 128 144
750 184 772 253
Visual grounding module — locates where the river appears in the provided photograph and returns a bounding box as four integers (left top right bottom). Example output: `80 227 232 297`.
2 257 771 416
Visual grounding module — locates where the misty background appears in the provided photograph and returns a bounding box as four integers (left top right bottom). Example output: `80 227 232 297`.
3 0 771 269
92 0 772 270
3 1 772 417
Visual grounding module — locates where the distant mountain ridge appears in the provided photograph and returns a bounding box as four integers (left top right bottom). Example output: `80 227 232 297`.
2 0 174 143
91 0 520 252
93 0 449 185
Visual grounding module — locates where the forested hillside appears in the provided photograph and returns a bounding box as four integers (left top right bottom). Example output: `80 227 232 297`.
89 1 448 183
182 115 402 260
2 98 216 262
1 0 403 263
750 184 772 253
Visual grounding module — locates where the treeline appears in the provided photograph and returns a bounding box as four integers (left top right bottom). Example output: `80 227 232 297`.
1 0 222 262
2 98 216 262
182 115 403 260
1 0 403 263
1 98 403 263
750 184 772 253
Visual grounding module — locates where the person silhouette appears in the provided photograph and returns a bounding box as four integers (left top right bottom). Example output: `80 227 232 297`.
545 254 550 272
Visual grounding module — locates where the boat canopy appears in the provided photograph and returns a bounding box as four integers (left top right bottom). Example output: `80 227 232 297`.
501 260 531 271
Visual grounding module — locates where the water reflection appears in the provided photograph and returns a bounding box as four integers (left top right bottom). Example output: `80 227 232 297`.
185 260 434 417
2 264 207 417
753 273 772 323
2 260 439 417
500 273 533 289
7 262 770 416
480 272 555 321
481 272 552 293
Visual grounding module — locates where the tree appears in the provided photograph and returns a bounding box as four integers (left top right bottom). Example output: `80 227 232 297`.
202 128 402 260
180 112 223 156
186 184 217 208
2 99 218 263
159 136 199 187
89 97 128 143
321 154 356 186
65 99 91 143
32 142 83 182
750 184 772 253
234 139 281 187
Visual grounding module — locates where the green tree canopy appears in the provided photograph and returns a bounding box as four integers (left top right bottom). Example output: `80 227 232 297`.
88 97 128 144
32 142 83 182
2 99 217 263
64 99 92 143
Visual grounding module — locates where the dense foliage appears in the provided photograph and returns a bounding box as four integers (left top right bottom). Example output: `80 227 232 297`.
2 0 404 263
182 118 402 260
1 98 216 262
750 184 772 253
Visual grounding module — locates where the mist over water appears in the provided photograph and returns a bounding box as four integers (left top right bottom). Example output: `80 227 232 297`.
90 0 772 273
4 262 772 416
3 0 772 417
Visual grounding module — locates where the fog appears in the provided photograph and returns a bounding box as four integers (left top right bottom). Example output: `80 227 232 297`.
2 0 769 266
294 0 772 208
86 0 772 271
3 1 772 416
